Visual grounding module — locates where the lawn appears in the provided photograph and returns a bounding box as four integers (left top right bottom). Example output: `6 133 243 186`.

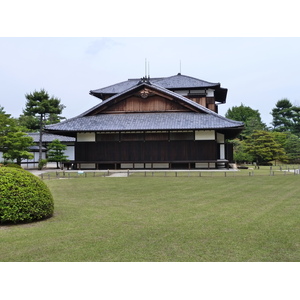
1 173 300 261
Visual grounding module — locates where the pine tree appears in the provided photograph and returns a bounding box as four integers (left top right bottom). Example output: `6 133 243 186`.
244 130 288 165
24 89 65 162
47 139 68 169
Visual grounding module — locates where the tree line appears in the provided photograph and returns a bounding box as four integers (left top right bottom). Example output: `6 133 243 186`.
226 99 300 165
0 89 66 167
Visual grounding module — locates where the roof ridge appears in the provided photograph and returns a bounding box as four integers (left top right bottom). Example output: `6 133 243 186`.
91 79 129 91
79 82 150 117
152 74 220 88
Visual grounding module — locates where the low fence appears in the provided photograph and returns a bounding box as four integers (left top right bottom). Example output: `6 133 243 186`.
39 167 300 180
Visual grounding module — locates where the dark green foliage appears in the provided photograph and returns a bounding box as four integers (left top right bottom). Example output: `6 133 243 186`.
244 130 288 165
231 139 254 163
271 98 294 132
23 89 65 161
272 131 300 163
225 103 262 123
2 163 22 169
1 131 34 165
225 103 266 139
47 139 68 169
17 114 40 132
38 159 48 170
0 168 54 224
271 98 300 136
1 109 34 165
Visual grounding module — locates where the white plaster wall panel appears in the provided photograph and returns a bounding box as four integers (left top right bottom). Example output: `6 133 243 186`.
65 146 75 160
219 144 225 159
195 130 215 140
80 163 96 169
217 133 225 143
77 133 95 142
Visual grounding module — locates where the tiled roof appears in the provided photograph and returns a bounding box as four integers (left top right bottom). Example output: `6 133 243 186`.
28 132 75 142
45 112 243 132
90 79 139 95
90 74 220 97
80 82 220 117
150 74 219 89
45 80 243 134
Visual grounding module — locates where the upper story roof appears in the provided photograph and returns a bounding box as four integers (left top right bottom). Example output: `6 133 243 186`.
45 80 243 137
89 73 227 103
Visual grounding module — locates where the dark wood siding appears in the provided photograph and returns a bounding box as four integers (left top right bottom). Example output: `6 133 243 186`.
103 95 190 113
75 140 217 162
226 143 234 163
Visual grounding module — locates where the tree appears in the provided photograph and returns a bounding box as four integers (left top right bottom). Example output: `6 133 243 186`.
230 138 254 163
244 130 288 165
47 139 68 169
23 89 65 162
17 114 40 132
290 106 300 137
272 131 300 163
0 105 6 114
271 99 294 132
225 103 266 139
0 108 16 147
0 110 13 147
1 131 34 165
0 111 34 165
271 99 300 137
18 112 65 132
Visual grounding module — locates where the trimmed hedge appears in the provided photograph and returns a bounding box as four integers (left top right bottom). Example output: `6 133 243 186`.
0 168 54 224
2 163 22 169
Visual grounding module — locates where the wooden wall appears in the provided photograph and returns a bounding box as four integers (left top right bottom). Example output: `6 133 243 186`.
187 96 217 112
75 140 217 162
100 94 218 114
103 96 190 113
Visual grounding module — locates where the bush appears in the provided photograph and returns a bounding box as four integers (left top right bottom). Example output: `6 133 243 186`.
38 159 48 170
0 168 54 224
3 163 22 169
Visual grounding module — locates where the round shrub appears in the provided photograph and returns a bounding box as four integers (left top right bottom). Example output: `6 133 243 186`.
3 163 22 169
0 168 54 224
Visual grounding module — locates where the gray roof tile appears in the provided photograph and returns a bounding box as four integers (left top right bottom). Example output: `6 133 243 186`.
151 74 219 89
90 74 220 97
45 76 243 135
45 112 243 132
28 132 75 142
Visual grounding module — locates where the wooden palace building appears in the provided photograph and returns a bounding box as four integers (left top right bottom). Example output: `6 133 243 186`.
45 74 244 169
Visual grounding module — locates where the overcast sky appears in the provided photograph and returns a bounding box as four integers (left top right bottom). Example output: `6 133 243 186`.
1 37 300 126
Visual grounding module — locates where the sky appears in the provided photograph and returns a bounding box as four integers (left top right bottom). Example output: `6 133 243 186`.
1 37 300 126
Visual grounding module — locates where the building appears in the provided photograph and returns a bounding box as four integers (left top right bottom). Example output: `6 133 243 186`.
45 74 244 169
22 133 75 169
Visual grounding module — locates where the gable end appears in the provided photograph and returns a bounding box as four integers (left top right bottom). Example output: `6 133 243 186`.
85 84 206 116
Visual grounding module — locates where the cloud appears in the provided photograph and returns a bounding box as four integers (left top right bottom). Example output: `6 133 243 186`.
85 38 121 55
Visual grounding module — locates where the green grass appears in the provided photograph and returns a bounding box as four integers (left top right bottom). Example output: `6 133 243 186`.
1 174 300 261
